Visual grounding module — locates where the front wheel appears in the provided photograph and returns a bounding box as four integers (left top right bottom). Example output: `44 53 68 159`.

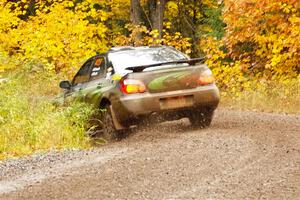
188 109 214 128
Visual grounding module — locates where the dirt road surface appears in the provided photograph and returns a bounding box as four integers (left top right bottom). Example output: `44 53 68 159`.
0 108 299 200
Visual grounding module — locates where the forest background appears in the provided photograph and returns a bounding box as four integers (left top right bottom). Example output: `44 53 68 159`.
0 0 299 159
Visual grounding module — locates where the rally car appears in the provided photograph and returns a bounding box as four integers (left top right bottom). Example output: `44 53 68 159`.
59 46 220 140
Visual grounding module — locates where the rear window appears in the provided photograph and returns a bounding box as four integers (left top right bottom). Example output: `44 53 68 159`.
108 47 188 73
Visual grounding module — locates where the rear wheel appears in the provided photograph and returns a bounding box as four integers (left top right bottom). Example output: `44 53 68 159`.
188 109 214 128
101 105 122 141
87 103 128 141
101 106 119 141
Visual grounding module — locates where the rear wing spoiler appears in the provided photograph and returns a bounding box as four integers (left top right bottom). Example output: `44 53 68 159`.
125 57 206 72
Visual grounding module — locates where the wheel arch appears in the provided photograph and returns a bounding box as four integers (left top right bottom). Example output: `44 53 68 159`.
99 97 111 109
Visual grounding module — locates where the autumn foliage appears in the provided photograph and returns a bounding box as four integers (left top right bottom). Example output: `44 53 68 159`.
223 0 300 78
0 0 224 76
198 0 299 95
0 0 116 76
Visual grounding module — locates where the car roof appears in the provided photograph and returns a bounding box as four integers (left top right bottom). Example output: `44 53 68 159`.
108 45 171 53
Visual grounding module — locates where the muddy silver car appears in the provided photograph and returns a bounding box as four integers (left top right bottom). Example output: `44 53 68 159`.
59 46 220 140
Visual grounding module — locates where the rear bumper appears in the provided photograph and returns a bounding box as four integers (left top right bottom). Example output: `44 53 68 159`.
112 84 220 122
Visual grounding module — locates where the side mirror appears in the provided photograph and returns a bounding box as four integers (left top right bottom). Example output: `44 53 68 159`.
59 81 71 89
107 67 113 73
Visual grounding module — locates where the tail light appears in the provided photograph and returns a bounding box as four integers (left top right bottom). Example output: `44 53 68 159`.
120 78 146 94
198 69 215 86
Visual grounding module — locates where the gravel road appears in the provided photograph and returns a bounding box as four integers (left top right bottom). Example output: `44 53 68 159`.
0 108 299 200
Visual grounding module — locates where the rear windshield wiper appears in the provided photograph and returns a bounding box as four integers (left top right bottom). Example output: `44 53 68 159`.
125 57 205 72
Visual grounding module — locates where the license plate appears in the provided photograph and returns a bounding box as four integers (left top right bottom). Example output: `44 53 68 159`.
160 96 194 110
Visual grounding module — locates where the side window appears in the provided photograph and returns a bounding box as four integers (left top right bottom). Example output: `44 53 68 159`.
73 60 93 85
90 57 106 81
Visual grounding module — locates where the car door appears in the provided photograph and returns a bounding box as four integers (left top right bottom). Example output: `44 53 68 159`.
65 59 94 101
84 55 112 106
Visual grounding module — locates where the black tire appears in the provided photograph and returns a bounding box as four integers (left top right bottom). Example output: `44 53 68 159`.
101 105 121 141
188 109 214 128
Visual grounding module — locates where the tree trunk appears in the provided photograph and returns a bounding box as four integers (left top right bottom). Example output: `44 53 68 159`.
149 0 166 39
130 0 143 44
130 0 143 25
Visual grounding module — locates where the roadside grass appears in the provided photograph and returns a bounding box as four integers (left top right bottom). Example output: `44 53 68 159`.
0 72 95 160
220 79 300 114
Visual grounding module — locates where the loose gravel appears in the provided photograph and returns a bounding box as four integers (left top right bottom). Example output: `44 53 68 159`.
0 108 299 200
